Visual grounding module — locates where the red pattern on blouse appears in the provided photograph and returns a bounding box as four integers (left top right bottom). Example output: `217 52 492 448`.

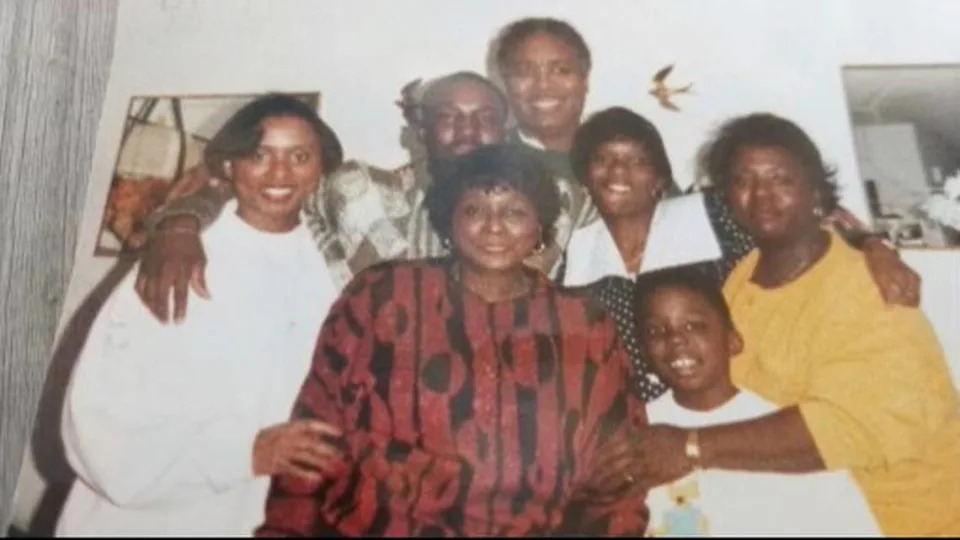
257 259 648 537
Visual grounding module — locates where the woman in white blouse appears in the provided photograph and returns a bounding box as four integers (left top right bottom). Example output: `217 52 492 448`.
58 95 346 536
558 107 745 287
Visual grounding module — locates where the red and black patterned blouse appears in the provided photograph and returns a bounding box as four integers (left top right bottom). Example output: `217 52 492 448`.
257 259 648 537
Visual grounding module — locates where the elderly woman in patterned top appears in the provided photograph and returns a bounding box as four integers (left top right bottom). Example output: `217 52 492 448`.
557 106 922 402
257 143 648 537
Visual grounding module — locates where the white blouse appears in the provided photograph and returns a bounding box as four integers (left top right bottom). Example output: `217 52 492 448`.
58 202 339 536
560 192 723 286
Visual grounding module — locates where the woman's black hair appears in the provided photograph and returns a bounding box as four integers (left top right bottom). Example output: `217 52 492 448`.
425 143 561 246
494 17 591 77
570 106 680 196
634 265 735 330
203 93 343 180
703 113 839 212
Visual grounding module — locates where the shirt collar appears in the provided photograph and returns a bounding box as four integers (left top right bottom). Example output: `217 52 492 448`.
515 128 548 151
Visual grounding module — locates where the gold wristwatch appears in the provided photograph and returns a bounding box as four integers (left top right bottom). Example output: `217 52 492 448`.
685 429 702 470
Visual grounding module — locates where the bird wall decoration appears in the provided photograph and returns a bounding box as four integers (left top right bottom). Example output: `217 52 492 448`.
649 64 693 112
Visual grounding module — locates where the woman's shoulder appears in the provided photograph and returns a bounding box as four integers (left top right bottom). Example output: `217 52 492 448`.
722 248 760 296
551 277 625 328
815 233 886 306
343 258 447 290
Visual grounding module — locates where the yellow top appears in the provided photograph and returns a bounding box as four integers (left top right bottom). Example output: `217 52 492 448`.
724 230 960 536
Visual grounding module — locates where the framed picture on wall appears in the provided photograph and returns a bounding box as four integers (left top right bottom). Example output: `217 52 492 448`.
94 92 321 256
841 64 960 249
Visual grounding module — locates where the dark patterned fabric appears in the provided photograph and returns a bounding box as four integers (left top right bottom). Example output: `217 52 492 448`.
700 186 755 284
570 276 669 403
257 259 648 537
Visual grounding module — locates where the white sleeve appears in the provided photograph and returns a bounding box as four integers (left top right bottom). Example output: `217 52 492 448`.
62 269 259 509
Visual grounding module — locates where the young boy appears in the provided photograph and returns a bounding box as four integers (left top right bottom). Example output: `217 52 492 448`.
634 267 880 536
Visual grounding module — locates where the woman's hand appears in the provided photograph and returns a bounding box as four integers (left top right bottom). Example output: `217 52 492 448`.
862 237 921 307
623 425 693 492
253 420 344 483
135 215 210 324
824 206 921 307
579 435 637 499
585 425 694 496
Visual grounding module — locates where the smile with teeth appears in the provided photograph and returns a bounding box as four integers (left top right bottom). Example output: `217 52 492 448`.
531 98 562 112
669 356 700 375
261 187 295 200
604 183 632 194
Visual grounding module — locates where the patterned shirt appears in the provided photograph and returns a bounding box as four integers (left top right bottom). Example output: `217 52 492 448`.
257 259 649 537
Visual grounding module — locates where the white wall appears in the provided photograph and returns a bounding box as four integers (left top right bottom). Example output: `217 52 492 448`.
65 0 960 361
14 0 960 529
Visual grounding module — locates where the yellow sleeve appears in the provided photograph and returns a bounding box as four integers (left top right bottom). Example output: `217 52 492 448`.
798 271 955 471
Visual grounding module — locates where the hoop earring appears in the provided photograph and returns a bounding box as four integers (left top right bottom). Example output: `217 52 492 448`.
534 226 548 253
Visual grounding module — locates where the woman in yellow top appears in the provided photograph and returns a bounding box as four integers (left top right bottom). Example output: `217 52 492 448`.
591 113 960 536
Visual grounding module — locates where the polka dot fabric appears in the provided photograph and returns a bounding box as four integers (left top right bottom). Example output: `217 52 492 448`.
590 275 668 402
702 187 755 283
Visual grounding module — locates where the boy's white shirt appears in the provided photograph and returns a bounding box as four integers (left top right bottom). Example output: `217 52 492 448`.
644 390 881 537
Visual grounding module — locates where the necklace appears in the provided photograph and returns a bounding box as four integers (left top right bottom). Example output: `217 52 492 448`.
756 235 830 288
766 258 815 287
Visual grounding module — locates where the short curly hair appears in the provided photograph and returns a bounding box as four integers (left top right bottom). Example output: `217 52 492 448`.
204 93 343 180
570 106 680 196
425 143 561 246
634 265 735 331
703 113 839 212
493 17 591 78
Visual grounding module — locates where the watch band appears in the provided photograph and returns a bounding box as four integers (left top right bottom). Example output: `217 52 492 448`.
685 429 702 470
